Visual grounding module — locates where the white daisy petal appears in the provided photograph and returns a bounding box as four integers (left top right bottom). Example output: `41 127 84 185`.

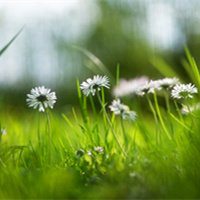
109 99 137 121
80 75 110 96
171 83 198 99
113 76 149 97
26 86 57 112
113 77 180 97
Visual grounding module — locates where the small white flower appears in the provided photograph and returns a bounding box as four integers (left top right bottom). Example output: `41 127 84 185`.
181 103 200 115
109 99 129 114
113 76 149 97
1 128 7 135
109 99 137 121
87 150 92 156
158 77 180 88
80 75 110 96
94 146 104 154
171 83 198 99
147 80 162 94
113 77 179 97
26 86 57 112
147 77 180 94
122 110 137 121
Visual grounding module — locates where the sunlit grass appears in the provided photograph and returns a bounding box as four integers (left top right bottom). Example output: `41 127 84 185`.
1 40 200 198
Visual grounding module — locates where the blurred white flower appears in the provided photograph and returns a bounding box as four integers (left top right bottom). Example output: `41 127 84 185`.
26 86 57 112
122 110 137 121
158 77 180 88
147 77 180 94
147 80 162 94
113 77 179 97
1 128 7 135
87 150 92 156
109 99 137 121
94 146 104 154
109 99 129 114
80 75 110 96
171 83 198 99
113 76 149 97
181 103 200 115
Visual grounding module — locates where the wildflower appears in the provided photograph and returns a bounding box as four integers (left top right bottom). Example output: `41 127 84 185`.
26 86 57 112
0 128 6 135
147 80 162 94
147 77 180 94
113 76 149 97
158 77 179 88
87 150 92 156
80 75 110 96
181 103 200 115
109 99 137 121
113 76 179 97
94 146 104 154
171 83 198 99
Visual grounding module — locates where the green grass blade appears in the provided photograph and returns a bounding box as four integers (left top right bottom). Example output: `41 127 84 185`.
0 27 24 57
116 63 120 85
72 45 114 82
184 47 200 89
150 56 179 77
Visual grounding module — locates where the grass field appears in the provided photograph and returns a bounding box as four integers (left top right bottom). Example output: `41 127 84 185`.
1 34 200 198
1 77 200 199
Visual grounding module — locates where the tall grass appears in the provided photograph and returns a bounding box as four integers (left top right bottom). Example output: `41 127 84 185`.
0 46 200 198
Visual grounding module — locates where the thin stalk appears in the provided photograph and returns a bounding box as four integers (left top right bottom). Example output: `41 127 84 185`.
174 100 184 122
104 113 115 149
45 109 52 165
146 95 159 144
126 122 138 153
89 95 97 117
153 93 172 140
164 91 174 135
164 91 171 113
96 92 127 157
101 88 107 126
120 116 128 146
37 113 41 147
169 113 192 133
186 101 195 125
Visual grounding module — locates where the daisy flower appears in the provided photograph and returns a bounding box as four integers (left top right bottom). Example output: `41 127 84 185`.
158 77 180 88
181 103 200 115
113 76 149 97
171 83 198 99
26 86 57 112
80 75 110 96
113 76 179 97
147 77 180 94
109 99 137 121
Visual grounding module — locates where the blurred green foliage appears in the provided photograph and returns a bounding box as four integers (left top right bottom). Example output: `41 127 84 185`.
1 0 200 107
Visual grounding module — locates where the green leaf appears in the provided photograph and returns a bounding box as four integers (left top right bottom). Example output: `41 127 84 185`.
0 27 24 57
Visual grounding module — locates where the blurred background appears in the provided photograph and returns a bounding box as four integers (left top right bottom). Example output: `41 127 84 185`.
0 0 200 110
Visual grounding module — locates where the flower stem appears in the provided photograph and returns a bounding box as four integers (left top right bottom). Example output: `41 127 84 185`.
153 93 172 140
174 100 184 122
146 95 159 144
120 116 128 146
96 92 127 157
45 109 52 164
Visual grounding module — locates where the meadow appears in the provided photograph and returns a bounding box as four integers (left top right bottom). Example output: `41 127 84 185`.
1 34 200 199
